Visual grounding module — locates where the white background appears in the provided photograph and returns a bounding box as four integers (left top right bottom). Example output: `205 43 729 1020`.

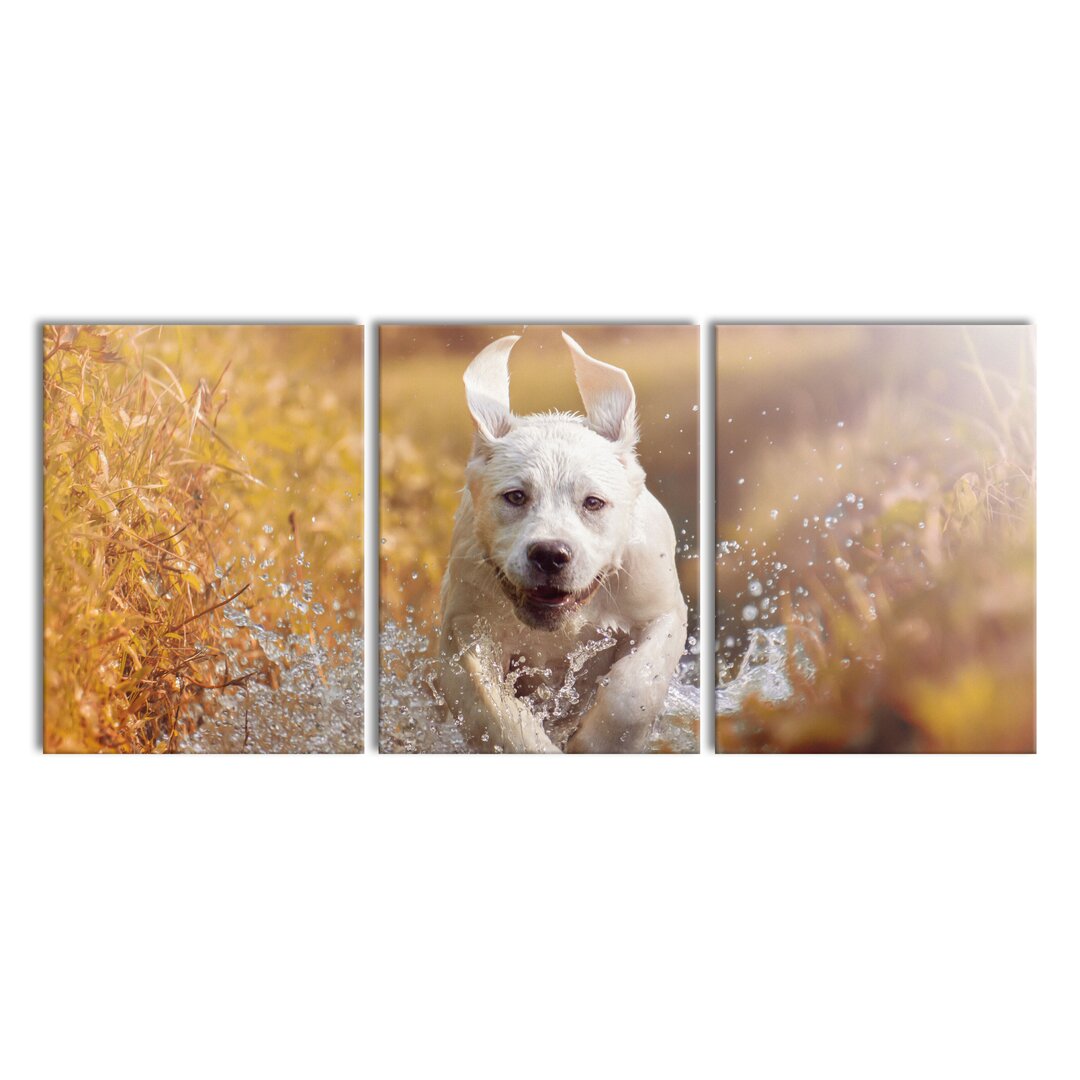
4 2 1077 1078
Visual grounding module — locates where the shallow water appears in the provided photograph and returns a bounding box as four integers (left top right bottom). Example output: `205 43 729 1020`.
379 620 699 754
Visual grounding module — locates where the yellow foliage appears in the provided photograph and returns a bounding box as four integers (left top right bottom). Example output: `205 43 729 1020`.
908 664 1034 754
43 325 362 753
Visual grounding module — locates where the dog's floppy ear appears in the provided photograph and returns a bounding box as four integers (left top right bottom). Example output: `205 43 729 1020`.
463 335 519 442
563 332 639 448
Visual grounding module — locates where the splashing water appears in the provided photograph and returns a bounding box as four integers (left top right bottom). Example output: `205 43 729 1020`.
715 627 815 727
380 619 699 753
179 593 363 754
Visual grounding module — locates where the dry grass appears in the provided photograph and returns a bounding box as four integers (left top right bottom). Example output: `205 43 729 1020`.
43 325 362 752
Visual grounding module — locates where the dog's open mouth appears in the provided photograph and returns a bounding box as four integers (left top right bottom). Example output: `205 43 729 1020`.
488 561 605 628
519 577 603 626
523 585 575 608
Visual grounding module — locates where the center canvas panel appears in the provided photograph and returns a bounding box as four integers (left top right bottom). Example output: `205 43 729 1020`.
379 324 700 753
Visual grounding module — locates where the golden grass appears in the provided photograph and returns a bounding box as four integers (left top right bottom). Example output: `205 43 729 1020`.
43 325 362 753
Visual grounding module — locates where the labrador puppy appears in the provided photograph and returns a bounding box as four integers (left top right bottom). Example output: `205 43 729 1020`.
439 332 687 753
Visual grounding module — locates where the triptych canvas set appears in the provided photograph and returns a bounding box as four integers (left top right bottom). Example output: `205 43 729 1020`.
42 323 1035 754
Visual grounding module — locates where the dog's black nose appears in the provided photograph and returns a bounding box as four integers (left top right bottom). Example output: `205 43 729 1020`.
527 541 572 575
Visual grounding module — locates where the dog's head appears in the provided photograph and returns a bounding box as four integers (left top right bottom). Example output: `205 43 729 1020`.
462 332 646 631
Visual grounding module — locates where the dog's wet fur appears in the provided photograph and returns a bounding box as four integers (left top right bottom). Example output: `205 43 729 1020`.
439 332 689 753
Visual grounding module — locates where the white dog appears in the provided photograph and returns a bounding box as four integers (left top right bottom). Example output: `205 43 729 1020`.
438 332 688 753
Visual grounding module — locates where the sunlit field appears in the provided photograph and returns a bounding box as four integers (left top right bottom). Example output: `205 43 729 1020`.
43 325 363 753
380 324 700 752
714 325 1035 753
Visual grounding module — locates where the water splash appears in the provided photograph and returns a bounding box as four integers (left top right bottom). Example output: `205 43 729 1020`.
179 588 363 754
380 619 699 753
715 627 815 720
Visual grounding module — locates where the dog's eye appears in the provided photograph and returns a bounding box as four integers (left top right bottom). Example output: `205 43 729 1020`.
583 496 606 512
502 489 527 507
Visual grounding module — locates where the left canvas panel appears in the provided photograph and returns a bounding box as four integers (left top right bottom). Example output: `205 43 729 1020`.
42 325 364 753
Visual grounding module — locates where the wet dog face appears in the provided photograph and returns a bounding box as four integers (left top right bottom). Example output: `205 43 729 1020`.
462 334 645 631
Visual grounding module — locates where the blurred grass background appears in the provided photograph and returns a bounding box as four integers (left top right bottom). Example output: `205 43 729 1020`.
43 325 363 752
380 324 700 641
715 324 1035 753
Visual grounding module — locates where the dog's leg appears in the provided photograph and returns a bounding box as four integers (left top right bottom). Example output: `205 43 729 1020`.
565 610 686 753
441 622 561 754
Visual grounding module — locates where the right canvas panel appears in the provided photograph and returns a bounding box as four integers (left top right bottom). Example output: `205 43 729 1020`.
714 324 1035 753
